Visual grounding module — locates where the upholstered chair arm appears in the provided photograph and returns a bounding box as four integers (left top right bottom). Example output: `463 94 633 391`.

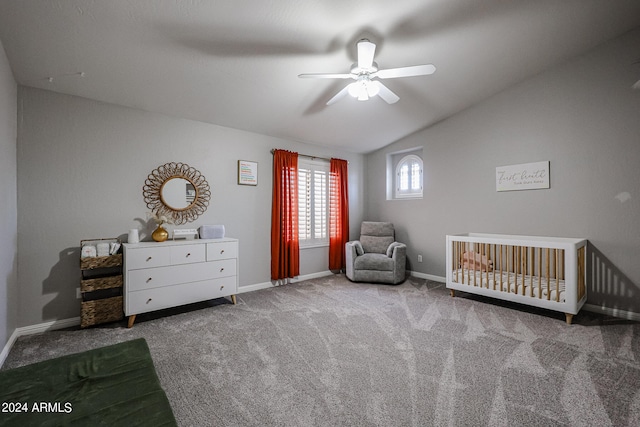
345 241 361 281
386 242 405 258
389 243 407 284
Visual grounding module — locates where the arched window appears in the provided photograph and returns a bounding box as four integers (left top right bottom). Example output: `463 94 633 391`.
395 154 423 198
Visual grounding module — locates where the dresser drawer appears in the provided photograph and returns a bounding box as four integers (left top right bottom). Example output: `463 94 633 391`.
126 246 171 270
126 276 237 315
170 243 206 265
210 258 237 278
127 262 214 292
207 241 238 261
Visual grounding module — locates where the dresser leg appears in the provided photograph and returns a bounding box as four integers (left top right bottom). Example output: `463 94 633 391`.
230 295 237 305
127 315 136 328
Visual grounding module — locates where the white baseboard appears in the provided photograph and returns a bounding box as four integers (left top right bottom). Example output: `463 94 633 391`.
238 281 273 293
290 270 334 282
0 317 80 368
0 328 20 368
583 304 640 322
238 270 334 294
409 271 446 283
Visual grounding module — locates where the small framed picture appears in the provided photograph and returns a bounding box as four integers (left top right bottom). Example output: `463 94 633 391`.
238 160 258 186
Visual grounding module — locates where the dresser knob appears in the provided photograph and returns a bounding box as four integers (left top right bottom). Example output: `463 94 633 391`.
186 253 191 257
146 298 152 304
220 285 224 290
220 268 224 272
146 277 152 283
220 249 225 254
146 256 152 261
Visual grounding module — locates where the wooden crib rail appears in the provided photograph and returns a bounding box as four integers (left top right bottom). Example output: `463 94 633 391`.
451 240 567 299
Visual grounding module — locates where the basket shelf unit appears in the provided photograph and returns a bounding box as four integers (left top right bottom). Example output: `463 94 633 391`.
80 239 124 328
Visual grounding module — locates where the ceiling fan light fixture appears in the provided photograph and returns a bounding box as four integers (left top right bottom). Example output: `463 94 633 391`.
366 81 380 97
348 80 378 101
347 81 361 98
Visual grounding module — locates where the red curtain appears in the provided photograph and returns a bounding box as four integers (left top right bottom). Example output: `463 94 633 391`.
329 158 349 271
271 150 300 280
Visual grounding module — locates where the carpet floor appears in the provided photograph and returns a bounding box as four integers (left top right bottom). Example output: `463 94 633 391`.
3 275 640 426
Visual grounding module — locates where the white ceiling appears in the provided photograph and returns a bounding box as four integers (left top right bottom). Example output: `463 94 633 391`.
1 0 639 154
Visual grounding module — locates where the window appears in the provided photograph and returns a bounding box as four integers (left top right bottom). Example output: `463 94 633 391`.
395 154 423 198
298 159 329 247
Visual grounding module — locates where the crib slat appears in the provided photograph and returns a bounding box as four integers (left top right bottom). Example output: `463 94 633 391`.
467 242 471 286
454 240 457 281
527 248 533 297
556 249 561 302
537 247 542 299
492 244 496 291
473 244 477 287
521 246 526 295
546 248 551 301
499 244 503 292
508 245 513 294
485 243 489 290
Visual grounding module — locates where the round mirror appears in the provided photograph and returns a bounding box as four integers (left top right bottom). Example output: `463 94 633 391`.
160 177 196 211
143 162 210 225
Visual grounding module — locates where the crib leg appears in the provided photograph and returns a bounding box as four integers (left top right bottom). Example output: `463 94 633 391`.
450 289 456 297
565 313 573 325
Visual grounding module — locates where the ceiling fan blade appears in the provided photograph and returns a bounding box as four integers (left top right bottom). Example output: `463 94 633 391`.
372 81 400 104
298 73 354 79
326 85 350 105
357 39 376 70
374 64 436 79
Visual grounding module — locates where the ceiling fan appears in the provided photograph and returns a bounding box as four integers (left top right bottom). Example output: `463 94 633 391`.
299 38 436 105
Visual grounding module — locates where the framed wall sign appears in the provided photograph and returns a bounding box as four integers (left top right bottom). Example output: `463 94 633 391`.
238 160 258 186
496 161 550 192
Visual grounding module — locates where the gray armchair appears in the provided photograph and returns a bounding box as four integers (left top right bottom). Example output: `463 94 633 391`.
345 221 407 284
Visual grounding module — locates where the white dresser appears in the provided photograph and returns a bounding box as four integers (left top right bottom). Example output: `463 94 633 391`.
123 238 238 327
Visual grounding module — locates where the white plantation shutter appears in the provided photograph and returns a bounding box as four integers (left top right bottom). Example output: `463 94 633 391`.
395 154 423 198
298 159 329 246
298 168 311 241
313 170 327 239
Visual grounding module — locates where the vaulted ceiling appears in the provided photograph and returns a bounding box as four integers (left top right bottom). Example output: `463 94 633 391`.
1 0 639 153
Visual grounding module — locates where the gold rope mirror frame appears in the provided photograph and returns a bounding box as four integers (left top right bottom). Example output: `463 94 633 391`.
143 162 211 225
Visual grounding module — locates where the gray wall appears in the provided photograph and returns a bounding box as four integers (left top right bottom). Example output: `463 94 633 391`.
16 87 364 326
366 29 640 313
0 38 17 348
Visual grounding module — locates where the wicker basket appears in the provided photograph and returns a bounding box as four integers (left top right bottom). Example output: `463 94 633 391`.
80 254 122 270
81 296 124 328
81 275 123 292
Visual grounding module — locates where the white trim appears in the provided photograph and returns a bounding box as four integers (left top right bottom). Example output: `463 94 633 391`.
409 271 446 283
0 317 81 368
15 317 81 336
0 328 20 368
238 281 273 293
237 271 334 294
583 304 640 322
289 270 334 283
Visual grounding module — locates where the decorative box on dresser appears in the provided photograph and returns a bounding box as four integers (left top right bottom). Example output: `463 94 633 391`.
123 238 238 327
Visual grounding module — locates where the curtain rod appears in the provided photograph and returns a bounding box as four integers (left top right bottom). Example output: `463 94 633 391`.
270 149 348 164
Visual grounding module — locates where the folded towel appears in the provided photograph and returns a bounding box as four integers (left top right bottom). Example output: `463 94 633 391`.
96 243 110 257
81 245 97 258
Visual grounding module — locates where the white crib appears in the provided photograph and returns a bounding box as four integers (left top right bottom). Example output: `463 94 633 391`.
446 233 587 324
